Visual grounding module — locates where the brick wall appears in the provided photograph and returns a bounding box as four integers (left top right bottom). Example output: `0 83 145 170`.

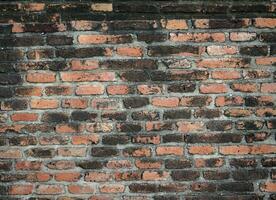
0 1 276 200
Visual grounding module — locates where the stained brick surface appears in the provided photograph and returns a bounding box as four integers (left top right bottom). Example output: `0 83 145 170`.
0 1 276 199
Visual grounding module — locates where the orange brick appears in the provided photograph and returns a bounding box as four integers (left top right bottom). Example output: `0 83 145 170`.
231 83 258 93
55 172 81 182
11 113 38 122
117 47 143 57
163 19 188 30
156 146 183 156
60 72 115 82
219 145 276 155
260 182 276 192
261 83 276 93
68 184 95 194
36 185 64 195
26 71 56 83
207 45 238 55
9 184 33 195
71 59 99 70
99 184 125 193
142 171 170 181
56 123 84 134
107 85 129 95
85 172 111 182
152 97 179 107
71 134 99 145
212 71 241 80
30 99 59 109
188 145 215 155
255 18 276 28
23 3 45 11
62 98 88 109
177 122 204 133
137 85 162 95
76 84 105 95
200 84 228 94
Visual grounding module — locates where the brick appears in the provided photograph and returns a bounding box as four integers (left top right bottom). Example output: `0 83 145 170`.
68 184 95 194
200 84 228 94
0 149 21 159
207 45 238 55
261 83 276 93
55 172 81 182
62 98 88 109
117 47 143 57
156 146 183 156
76 84 105 95
78 35 131 44
220 145 276 155
152 97 179 107
197 58 250 68
36 185 64 194
71 59 99 70
162 19 188 30
254 18 276 28
170 32 225 42
60 72 116 82
231 83 258 93
91 3 113 12
9 184 33 195
188 145 215 155
142 171 169 181
99 184 125 193
230 32 256 41
26 71 56 83
72 134 99 145
107 85 129 95
260 182 276 192
11 113 38 122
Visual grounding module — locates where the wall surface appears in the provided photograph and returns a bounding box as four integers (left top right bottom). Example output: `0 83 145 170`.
0 0 276 200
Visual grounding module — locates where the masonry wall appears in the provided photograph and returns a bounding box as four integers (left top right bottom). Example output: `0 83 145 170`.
0 1 276 200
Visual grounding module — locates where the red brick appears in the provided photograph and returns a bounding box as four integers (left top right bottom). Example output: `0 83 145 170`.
11 113 38 122
200 84 228 94
30 99 59 109
117 47 143 57
212 71 241 80
36 185 64 194
26 71 56 83
254 18 276 28
72 134 99 145
207 45 238 55
261 83 276 93
62 98 88 109
85 172 111 182
71 59 99 70
152 97 179 107
260 182 276 192
188 145 215 155
68 184 95 194
60 72 116 82
156 146 183 156
219 145 276 155
99 184 125 193
162 19 188 30
107 85 129 95
9 184 33 195
76 84 105 95
55 172 81 182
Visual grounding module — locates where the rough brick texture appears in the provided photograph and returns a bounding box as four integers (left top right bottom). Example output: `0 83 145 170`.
0 0 276 200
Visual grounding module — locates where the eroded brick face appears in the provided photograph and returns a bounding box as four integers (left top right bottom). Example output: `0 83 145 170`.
0 1 276 199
